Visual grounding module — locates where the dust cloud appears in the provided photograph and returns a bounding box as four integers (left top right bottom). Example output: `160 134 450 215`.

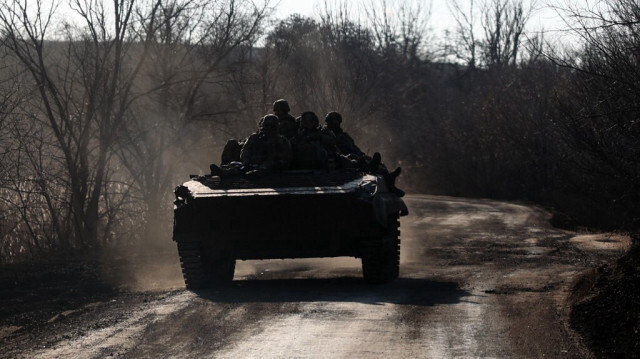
100 241 366 291
235 257 362 280
99 239 184 292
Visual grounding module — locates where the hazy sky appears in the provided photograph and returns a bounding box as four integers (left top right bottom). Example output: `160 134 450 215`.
45 0 577 44
274 0 574 43
275 0 317 17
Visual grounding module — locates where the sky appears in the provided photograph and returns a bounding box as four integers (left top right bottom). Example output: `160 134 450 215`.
274 0 317 17
43 0 581 45
273 0 576 44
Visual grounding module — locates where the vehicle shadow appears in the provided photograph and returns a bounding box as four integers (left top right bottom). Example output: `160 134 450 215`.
194 277 470 307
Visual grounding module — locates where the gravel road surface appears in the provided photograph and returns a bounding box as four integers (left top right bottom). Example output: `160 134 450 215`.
1 195 629 358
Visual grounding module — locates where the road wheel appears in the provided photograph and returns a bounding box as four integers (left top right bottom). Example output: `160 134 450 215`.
361 216 400 284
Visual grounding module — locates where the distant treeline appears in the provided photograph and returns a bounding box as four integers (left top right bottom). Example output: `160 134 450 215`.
0 0 638 263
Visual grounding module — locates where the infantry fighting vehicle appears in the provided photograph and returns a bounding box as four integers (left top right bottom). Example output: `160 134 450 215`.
172 170 408 289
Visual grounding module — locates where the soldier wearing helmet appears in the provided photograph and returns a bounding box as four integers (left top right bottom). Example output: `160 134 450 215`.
323 111 404 196
240 114 292 172
211 114 291 176
272 99 298 139
323 111 366 159
290 111 340 169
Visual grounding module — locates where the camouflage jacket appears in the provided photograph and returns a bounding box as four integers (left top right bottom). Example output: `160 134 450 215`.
277 113 298 140
240 132 292 170
326 127 365 158
290 127 339 168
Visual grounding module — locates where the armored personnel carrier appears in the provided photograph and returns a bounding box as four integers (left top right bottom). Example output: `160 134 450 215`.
172 170 408 289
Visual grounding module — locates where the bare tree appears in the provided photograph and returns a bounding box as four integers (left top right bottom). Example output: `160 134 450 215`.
0 36 75 261
115 0 271 243
363 0 432 61
447 0 534 68
482 0 526 66
448 0 479 69
0 0 164 248
552 0 640 233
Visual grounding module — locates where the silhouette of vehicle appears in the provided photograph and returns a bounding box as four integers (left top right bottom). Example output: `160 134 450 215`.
172 169 408 289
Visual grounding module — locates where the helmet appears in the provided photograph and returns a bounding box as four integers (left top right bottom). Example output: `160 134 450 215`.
325 111 342 123
273 99 290 113
261 114 279 128
300 111 319 126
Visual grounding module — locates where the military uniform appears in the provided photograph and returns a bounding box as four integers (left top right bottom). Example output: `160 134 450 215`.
272 99 298 140
211 115 291 176
328 127 366 158
277 113 298 140
322 111 404 196
290 126 339 169
221 139 245 165
241 131 292 171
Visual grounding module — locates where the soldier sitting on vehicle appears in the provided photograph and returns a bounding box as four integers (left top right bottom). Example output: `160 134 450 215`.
323 111 404 197
273 99 298 140
290 111 341 169
241 114 292 171
219 98 295 165
211 114 292 176
323 111 366 159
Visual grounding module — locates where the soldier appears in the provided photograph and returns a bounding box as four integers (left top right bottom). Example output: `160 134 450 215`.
211 114 291 176
290 111 340 169
240 114 292 172
323 111 366 159
323 111 374 171
322 111 404 197
272 99 298 140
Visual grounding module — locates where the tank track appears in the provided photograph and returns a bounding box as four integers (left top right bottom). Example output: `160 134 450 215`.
361 216 400 283
177 241 236 289
177 241 210 290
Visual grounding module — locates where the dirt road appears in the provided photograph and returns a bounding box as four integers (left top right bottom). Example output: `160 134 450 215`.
1 195 629 358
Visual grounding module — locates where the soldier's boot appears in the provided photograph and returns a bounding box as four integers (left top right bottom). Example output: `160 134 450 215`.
383 167 401 186
389 167 401 179
384 166 405 197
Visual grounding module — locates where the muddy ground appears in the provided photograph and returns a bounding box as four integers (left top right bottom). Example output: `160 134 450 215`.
0 195 633 358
